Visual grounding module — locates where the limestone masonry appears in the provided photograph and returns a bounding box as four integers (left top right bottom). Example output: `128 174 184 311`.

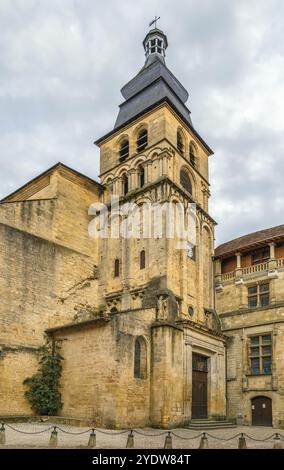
0 27 283 428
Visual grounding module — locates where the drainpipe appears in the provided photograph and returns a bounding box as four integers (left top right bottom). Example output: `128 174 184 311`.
225 341 228 420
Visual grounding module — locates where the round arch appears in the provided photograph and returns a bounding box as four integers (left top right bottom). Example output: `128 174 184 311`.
180 167 194 196
116 165 130 178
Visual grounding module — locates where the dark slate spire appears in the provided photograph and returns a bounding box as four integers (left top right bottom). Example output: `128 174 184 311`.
114 26 192 130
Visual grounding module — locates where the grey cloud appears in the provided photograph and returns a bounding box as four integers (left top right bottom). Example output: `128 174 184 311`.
0 0 284 245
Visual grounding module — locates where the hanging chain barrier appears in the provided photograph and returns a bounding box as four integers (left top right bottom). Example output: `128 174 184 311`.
1 422 284 448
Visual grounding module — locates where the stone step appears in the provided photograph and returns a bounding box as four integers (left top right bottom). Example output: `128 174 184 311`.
187 419 236 430
189 419 234 425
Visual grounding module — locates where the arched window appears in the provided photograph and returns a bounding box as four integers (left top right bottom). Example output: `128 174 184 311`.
189 143 197 167
114 258 120 277
138 165 145 188
134 336 147 379
140 250 146 269
177 130 184 154
110 307 118 314
180 169 192 194
122 174 129 195
119 139 129 161
137 129 148 152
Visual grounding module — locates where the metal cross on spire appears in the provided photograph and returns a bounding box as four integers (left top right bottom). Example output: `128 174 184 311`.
149 16 160 29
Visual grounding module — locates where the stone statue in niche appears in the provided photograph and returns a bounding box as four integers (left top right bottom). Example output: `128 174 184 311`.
157 295 168 320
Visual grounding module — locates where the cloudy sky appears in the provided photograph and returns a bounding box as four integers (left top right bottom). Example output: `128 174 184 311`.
1 0 284 244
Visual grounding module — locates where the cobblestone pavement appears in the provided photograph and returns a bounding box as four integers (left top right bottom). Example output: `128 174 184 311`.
0 423 283 449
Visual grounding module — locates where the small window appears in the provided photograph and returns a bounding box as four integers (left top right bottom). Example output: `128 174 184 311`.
119 139 129 161
177 130 184 154
122 174 129 195
137 129 148 152
114 259 120 277
189 143 196 167
140 250 146 269
249 334 272 375
180 169 192 194
134 337 147 379
248 284 269 308
138 165 145 188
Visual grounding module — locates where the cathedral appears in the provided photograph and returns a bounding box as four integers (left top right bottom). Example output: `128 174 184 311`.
0 26 283 429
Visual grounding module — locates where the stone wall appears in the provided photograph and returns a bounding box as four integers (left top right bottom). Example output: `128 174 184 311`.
0 168 102 416
53 309 156 428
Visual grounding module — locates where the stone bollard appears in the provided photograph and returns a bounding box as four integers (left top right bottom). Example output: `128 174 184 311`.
126 430 134 448
273 433 283 449
49 426 58 448
199 433 208 449
164 432 172 449
88 429 96 448
0 423 6 446
238 433 247 449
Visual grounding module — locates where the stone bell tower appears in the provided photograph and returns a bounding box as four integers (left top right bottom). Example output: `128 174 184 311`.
94 24 226 427
95 24 215 321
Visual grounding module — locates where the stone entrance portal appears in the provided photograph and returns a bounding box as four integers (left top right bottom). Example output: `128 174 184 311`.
192 353 208 419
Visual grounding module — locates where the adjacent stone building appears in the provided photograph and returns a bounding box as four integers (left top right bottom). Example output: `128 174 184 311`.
215 225 284 428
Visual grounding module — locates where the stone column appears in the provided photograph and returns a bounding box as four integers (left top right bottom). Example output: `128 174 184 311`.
235 252 243 284
112 177 120 196
128 169 136 192
268 242 278 277
163 155 169 176
183 342 192 422
236 252 241 268
159 157 163 177
145 162 151 184
214 259 222 287
269 242 276 259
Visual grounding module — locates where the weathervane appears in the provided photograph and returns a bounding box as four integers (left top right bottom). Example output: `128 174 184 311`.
149 16 160 29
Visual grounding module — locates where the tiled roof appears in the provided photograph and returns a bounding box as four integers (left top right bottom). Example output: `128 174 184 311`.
215 224 284 258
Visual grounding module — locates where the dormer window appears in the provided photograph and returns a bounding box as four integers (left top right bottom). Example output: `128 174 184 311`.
119 139 129 161
137 129 148 152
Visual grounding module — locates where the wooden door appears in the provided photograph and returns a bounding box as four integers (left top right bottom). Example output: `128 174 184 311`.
192 354 208 419
251 397 272 426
